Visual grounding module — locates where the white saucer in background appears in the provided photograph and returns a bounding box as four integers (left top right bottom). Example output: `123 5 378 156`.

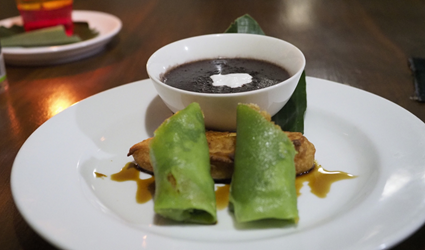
0 10 122 65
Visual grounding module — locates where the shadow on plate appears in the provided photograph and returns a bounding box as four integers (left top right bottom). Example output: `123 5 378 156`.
144 95 173 137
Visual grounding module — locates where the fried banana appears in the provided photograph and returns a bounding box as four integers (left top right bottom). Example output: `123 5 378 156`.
128 130 315 183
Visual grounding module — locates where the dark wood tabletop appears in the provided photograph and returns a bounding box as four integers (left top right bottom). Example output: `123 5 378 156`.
1 0 425 249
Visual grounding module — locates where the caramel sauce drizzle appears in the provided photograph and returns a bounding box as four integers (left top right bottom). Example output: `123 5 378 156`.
94 172 107 178
110 162 155 204
215 185 230 210
296 163 357 198
108 162 356 207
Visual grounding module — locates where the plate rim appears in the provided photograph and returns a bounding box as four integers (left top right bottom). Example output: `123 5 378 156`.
10 77 425 250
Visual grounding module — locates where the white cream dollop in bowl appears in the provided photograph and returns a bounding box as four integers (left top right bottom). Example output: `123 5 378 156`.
210 73 253 88
146 33 305 131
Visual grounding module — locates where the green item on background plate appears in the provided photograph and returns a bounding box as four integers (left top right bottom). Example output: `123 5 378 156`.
0 25 81 47
0 22 98 47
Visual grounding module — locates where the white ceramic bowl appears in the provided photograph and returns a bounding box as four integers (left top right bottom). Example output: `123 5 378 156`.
146 33 305 131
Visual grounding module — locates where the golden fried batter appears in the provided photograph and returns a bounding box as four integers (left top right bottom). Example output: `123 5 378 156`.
128 138 154 173
128 131 315 183
284 131 316 175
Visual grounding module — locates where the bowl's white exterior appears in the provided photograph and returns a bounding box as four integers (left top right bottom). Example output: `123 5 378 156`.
147 33 305 131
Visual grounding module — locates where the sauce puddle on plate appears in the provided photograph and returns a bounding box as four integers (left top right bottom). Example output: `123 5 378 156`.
107 162 231 210
106 162 356 208
215 184 230 210
94 172 107 179
110 162 155 204
296 163 357 198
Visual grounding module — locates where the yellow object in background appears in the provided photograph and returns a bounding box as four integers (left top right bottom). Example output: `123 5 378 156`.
16 0 73 11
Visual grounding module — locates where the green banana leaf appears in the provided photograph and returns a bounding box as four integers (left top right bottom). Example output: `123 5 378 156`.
224 14 307 133
225 14 265 35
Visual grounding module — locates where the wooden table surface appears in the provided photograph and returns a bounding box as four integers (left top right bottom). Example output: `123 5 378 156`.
1 0 424 249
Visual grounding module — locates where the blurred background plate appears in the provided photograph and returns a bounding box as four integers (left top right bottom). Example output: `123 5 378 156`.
0 10 122 66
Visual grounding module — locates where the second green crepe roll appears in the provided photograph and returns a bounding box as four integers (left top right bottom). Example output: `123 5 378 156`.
229 104 298 223
149 102 217 224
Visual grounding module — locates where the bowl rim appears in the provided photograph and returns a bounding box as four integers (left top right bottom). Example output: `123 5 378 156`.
146 33 306 97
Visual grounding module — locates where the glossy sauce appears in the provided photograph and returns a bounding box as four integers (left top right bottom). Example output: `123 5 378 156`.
110 162 155 204
161 58 290 94
296 163 356 198
215 185 230 210
110 163 231 209
94 172 107 178
110 162 356 207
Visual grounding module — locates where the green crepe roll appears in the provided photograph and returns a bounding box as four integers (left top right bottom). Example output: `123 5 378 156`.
149 102 217 224
229 104 298 223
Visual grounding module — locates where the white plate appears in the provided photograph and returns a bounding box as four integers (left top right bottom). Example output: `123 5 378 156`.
11 77 425 250
0 10 122 65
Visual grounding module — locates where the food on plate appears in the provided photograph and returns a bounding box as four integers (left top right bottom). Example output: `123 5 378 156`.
161 58 290 93
149 102 217 224
229 103 298 223
128 130 315 183
287 131 316 175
